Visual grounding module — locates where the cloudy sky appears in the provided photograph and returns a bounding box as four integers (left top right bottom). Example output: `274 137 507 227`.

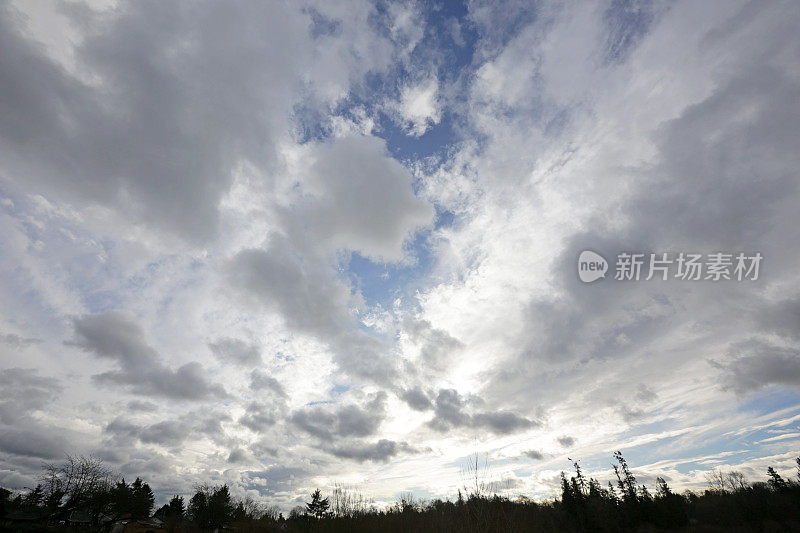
1 0 799 510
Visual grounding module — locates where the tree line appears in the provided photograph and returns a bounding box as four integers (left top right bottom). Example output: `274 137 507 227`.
2 451 800 531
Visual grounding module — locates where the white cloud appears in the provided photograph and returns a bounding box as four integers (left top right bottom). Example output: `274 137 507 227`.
394 79 442 136
289 134 435 261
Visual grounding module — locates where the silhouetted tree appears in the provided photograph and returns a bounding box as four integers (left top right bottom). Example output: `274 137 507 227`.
767 466 788 492
22 484 44 509
154 503 168 520
168 494 185 517
613 451 637 504
40 454 114 521
306 488 330 518
188 483 234 529
188 489 208 527
8 448 800 532
154 495 186 529
796 456 800 483
655 477 671 498
130 477 155 519
0 486 11 518
331 483 371 518
110 479 131 517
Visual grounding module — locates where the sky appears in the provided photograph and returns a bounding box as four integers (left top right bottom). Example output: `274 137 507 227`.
1 0 800 511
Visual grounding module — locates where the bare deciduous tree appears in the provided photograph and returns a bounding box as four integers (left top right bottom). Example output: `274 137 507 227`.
704 468 749 493
331 482 371 518
725 471 748 492
705 468 727 493
40 455 115 511
461 452 490 498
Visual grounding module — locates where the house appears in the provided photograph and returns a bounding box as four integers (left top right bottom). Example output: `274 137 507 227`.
109 518 167 533
68 509 92 526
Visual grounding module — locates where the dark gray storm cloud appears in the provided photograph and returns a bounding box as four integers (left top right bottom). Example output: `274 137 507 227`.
291 135 435 261
634 384 657 403
120 455 172 478
209 338 262 367
0 1 309 242
139 421 192 447
105 410 231 449
328 439 416 463
472 411 537 434
239 402 279 433
247 465 311 497
0 427 63 460
630 64 800 251
70 311 227 400
557 436 576 448
400 387 432 411
403 317 464 374
427 389 537 435
226 238 350 337
291 392 387 441
226 237 396 384
127 400 159 413
249 369 288 398
195 411 234 446
427 389 470 429
0 368 62 424
612 384 657 423
717 340 800 395
617 405 646 423
756 298 800 342
0 333 41 349
227 448 250 464
0 369 67 473
523 449 545 460
106 417 192 447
